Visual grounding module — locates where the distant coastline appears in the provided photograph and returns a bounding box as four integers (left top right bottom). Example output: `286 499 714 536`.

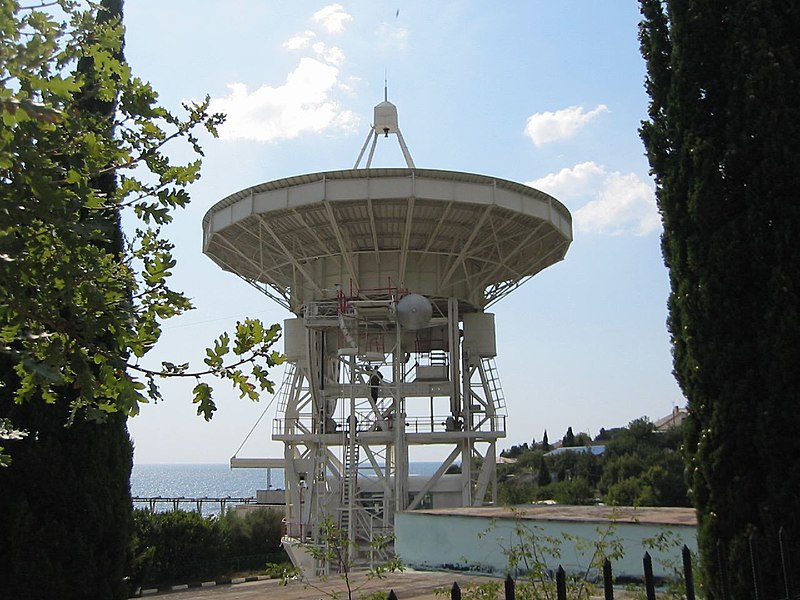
131 461 446 507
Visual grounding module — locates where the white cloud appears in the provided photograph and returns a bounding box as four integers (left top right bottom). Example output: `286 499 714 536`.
528 162 660 236
283 30 316 50
524 104 608 146
212 5 360 143
311 42 345 66
209 57 358 143
529 161 605 199
313 4 353 34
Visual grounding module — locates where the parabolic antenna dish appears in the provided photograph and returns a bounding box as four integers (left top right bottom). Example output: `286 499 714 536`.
202 168 572 313
396 293 433 330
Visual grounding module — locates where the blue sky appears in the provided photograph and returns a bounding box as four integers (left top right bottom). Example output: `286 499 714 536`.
122 1 683 464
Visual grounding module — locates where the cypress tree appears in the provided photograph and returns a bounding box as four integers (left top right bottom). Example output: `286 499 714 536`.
0 396 132 598
563 426 575 448
537 456 551 487
640 1 800 597
0 1 133 596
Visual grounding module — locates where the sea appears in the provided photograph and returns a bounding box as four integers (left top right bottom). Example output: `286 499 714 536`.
131 462 445 515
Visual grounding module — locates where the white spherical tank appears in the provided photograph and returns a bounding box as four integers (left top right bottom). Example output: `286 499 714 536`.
395 293 433 330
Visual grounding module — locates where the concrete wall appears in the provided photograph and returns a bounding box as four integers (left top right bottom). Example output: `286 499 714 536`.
395 510 697 579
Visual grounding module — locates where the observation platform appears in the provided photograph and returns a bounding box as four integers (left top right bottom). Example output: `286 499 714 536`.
271 416 506 445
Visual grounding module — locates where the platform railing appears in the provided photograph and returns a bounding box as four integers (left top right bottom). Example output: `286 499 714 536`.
303 300 342 326
273 414 506 437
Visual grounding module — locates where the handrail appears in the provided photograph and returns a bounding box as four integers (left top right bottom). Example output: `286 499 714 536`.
273 414 506 436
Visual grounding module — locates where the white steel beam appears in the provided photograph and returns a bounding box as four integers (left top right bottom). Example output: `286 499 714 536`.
256 216 323 295
322 201 360 291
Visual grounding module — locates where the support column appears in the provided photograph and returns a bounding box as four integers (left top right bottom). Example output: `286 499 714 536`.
347 353 357 560
462 345 475 506
394 318 407 512
448 298 461 416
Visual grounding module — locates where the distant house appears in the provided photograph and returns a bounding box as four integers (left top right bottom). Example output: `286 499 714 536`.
654 406 688 431
543 445 606 458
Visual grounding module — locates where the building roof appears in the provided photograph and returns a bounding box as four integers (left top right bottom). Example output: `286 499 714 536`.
654 406 688 431
414 504 697 527
544 444 606 457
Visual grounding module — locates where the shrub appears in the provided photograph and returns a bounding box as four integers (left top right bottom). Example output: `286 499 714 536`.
128 507 288 590
552 478 594 505
219 507 285 558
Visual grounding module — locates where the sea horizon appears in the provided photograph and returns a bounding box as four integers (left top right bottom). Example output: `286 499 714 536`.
131 461 449 513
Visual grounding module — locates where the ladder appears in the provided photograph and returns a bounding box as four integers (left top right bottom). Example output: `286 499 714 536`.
276 362 296 414
481 357 507 416
339 435 360 539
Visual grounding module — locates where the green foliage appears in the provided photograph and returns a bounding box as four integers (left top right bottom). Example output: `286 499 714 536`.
550 450 602 487
0 0 283 449
639 1 800 595
497 447 545 504
218 507 285 557
599 418 688 507
536 455 550 487
2 3 133 598
551 478 594 505
502 442 530 458
0 417 26 466
499 478 537 505
129 508 287 591
0 3 283 598
0 400 133 599
131 509 226 586
499 419 687 508
562 427 575 447
515 448 545 470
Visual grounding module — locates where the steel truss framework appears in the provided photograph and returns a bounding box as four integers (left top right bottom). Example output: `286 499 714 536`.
275 292 507 569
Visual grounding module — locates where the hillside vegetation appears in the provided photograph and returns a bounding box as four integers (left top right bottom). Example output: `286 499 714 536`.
498 417 689 507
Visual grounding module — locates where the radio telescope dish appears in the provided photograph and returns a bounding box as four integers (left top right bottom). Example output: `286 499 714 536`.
204 92 574 574
396 293 432 330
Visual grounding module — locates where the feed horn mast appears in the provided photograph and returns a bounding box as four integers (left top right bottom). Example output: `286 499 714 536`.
202 94 573 573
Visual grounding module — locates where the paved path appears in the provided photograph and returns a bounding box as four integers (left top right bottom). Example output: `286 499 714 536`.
147 571 495 600
142 570 638 600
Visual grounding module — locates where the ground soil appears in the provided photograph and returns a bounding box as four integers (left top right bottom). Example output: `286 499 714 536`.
149 569 638 600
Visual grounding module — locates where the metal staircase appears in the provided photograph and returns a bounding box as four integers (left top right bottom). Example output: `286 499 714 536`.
481 357 507 416
276 362 296 414
339 434 359 538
